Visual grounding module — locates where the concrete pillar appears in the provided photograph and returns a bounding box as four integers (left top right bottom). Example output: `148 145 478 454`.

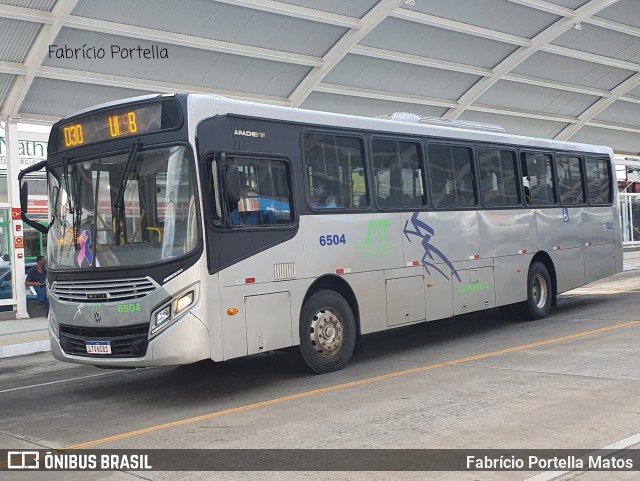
5 116 29 319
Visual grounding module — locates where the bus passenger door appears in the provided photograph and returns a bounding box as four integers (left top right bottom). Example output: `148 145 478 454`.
244 291 292 355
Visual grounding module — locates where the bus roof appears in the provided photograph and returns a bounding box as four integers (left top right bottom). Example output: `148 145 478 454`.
56 93 613 157
187 94 613 157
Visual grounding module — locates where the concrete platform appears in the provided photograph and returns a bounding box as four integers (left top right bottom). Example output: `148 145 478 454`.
0 300 48 358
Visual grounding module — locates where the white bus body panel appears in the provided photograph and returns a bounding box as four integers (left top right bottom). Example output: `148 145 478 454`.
583 206 617 282
45 94 622 369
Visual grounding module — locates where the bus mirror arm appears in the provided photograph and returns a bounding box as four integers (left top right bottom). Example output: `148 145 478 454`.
17 159 47 182
18 160 50 234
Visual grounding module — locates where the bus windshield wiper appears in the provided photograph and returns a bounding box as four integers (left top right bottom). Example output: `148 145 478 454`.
113 142 142 246
62 155 73 219
61 155 81 247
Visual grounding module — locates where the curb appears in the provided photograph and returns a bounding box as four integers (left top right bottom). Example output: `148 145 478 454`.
0 340 51 358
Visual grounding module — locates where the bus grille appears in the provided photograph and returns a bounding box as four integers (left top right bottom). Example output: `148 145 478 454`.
51 277 157 303
59 324 149 358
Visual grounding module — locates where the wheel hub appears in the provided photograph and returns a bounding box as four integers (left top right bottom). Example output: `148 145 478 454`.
309 308 344 357
532 273 548 309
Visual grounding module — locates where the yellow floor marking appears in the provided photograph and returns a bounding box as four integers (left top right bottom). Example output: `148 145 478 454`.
61 320 640 450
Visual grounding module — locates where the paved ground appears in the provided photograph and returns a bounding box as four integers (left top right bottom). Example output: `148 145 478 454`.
1 269 639 480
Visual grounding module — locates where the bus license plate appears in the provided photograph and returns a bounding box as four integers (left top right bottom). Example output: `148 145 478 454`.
86 341 111 355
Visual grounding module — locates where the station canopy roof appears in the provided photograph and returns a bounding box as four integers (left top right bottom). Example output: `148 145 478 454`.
1 0 640 154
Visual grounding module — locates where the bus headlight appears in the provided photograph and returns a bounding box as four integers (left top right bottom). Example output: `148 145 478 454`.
151 287 198 335
174 291 194 314
155 305 172 327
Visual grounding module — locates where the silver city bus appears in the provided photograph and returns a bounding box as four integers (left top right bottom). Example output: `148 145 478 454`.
19 94 622 373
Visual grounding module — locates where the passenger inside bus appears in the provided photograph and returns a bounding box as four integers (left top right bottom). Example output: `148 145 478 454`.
311 179 336 208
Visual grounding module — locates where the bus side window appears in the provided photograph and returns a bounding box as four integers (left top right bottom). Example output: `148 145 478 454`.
585 157 611 205
427 144 476 208
303 133 368 209
556 155 586 206
372 139 426 208
221 157 293 226
479 148 520 208
521 152 556 206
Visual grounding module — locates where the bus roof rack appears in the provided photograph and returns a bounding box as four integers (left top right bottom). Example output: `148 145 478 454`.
377 112 506 133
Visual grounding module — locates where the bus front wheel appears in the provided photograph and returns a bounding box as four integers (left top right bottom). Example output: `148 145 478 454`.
513 262 552 320
299 290 356 374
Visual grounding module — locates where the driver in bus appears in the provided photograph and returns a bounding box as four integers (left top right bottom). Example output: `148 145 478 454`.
230 173 276 225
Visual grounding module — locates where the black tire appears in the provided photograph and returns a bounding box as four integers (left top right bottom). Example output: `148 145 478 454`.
512 262 552 321
299 290 356 374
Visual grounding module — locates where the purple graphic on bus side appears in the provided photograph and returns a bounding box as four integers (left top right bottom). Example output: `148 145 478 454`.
77 229 93 267
403 212 461 282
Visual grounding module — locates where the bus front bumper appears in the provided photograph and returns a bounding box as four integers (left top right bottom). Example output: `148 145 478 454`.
50 313 211 367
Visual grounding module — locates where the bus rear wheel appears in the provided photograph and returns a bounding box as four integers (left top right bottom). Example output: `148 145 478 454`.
512 262 552 320
299 290 356 374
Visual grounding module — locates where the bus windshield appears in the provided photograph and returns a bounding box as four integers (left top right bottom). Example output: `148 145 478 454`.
48 144 199 270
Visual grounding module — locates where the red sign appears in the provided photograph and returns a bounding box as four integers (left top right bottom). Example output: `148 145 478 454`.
26 200 48 216
11 208 21 220
14 236 24 249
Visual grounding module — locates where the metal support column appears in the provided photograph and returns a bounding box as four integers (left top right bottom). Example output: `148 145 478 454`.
5 116 29 319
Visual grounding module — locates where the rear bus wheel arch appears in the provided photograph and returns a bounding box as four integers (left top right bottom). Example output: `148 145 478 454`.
503 253 557 321
511 255 555 321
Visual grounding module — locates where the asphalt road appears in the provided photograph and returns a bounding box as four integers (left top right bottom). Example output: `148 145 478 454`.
1 270 640 481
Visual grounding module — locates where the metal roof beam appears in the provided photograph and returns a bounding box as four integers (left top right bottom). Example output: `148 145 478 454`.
503 73 611 97
3 0 79 115
65 17 322 67
212 0 362 29
585 16 640 39
588 119 640 134
392 8 532 47
350 45 492 76
0 61 28 76
541 44 640 71
0 4 54 24
503 0 576 17
315 83 459 109
620 95 640 105
443 0 622 120
556 72 640 140
37 66 290 106
468 103 577 123
11 113 60 125
289 0 401 108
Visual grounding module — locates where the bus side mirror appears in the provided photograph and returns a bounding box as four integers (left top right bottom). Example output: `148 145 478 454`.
20 182 28 214
20 180 49 235
18 159 49 234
